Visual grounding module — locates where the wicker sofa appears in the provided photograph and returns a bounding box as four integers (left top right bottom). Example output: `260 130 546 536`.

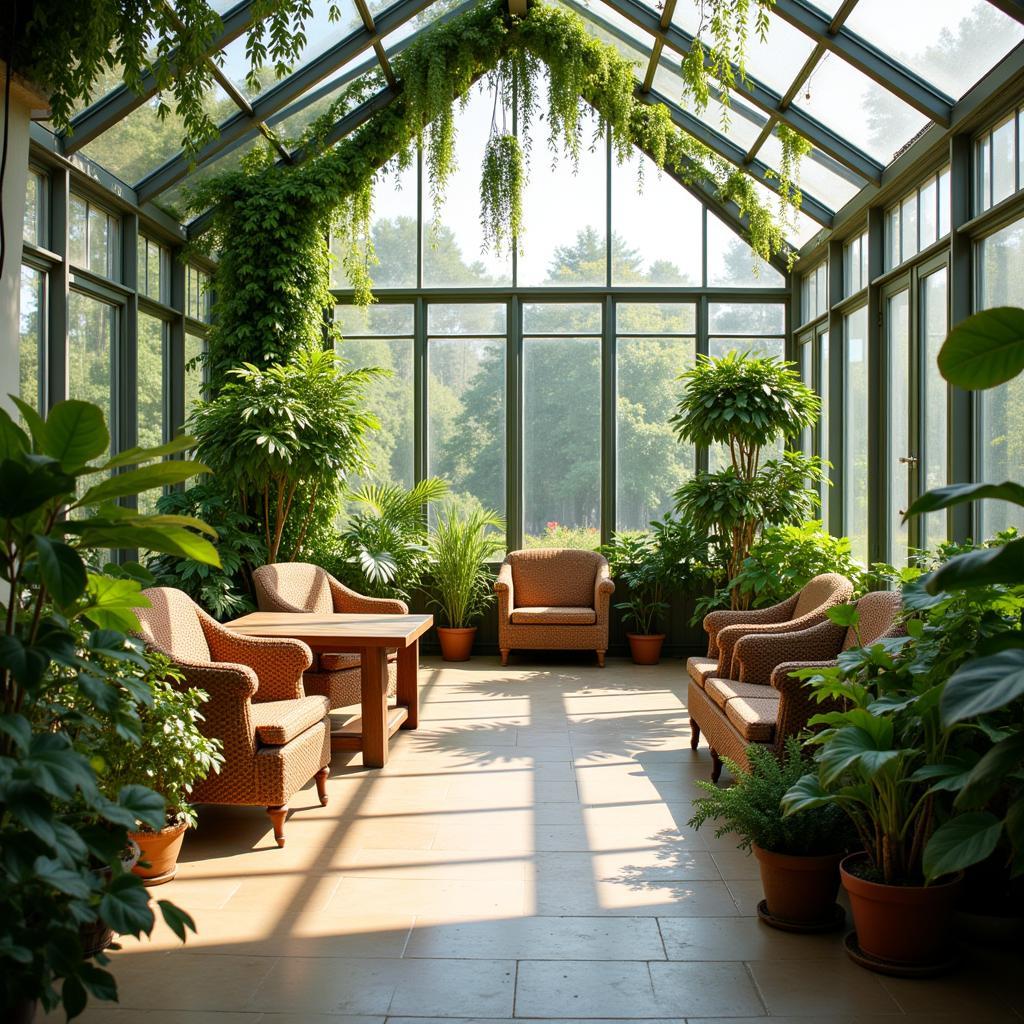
134 587 331 847
252 562 405 709
494 549 615 666
689 590 903 780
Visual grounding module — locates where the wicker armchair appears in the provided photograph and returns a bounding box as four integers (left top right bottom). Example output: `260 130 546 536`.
685 572 855 690
689 590 903 780
495 549 614 666
252 562 406 709
134 587 330 847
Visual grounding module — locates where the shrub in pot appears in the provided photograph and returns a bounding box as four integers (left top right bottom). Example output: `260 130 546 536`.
428 504 506 661
689 739 855 929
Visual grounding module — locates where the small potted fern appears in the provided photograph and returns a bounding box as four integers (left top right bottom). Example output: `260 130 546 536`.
689 739 856 931
428 504 506 661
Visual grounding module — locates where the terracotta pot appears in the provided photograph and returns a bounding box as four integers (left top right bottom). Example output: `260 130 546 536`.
129 820 189 885
627 633 665 665
437 626 476 662
753 844 844 925
840 852 963 966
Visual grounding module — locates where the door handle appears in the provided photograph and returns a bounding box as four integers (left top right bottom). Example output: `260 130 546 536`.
898 455 918 466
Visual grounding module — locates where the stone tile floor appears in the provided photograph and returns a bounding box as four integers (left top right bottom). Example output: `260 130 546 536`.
52 656 1022 1022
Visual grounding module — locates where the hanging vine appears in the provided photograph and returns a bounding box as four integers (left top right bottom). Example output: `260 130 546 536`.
189 0 799 388
774 123 812 234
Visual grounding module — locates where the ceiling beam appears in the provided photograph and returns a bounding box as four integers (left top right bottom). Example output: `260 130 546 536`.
62 0 257 154
596 0 884 182
769 0 953 125
983 0 1024 24
134 0 433 202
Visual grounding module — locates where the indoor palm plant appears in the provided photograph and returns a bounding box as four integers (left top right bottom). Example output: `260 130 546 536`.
428 504 506 661
690 739 855 929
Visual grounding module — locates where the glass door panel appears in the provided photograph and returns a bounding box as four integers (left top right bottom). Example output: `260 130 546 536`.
920 267 949 550
886 288 911 566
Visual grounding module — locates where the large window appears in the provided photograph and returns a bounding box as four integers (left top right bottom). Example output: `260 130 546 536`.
976 219 1024 536
884 167 950 271
138 236 170 303
921 267 949 550
844 230 869 297
69 194 120 280
19 266 45 415
844 306 869 564
975 109 1024 214
137 313 167 512
800 262 828 324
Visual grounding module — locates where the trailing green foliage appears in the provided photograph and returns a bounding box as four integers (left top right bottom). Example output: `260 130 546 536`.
428 505 506 628
0 399 218 1018
188 349 380 564
481 134 525 255
775 124 812 229
730 520 866 608
689 739 855 856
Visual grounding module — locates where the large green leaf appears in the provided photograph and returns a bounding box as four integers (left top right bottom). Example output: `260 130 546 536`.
101 434 196 470
0 459 75 517
158 900 197 942
117 783 166 831
927 538 1024 593
907 481 1024 518
33 534 88 607
923 812 1003 881
80 574 149 632
938 306 1024 389
0 407 29 460
818 726 900 785
43 400 109 469
32 855 91 899
780 772 832 816
956 731 1024 808
99 873 155 936
76 460 209 506
941 649 1024 724
11 396 47 450
24 733 97 801
72 523 221 566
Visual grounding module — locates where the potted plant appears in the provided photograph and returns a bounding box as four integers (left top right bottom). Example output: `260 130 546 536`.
689 739 855 929
95 661 224 885
428 504 506 661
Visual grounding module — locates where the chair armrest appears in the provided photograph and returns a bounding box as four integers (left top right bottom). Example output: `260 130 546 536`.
173 659 259 762
202 616 312 702
328 574 407 615
703 594 798 656
734 619 846 687
771 661 841 749
594 561 615 625
494 562 513 622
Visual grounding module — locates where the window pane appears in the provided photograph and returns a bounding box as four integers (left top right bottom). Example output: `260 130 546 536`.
611 149 702 286
709 302 785 336
88 205 116 279
19 265 44 416
335 334 414 489
992 117 1016 207
616 303 695 335
428 303 506 335
919 178 937 249
887 289 910 566
798 338 814 455
819 329 830 526
69 195 87 267
938 167 951 237
523 302 601 335
184 332 206 425
428 337 506 520
24 171 43 245
524 336 600 547
187 265 211 322
616 336 696 531
706 214 784 287
337 303 414 337
844 306 869 564
137 313 167 514
977 135 992 212
900 195 918 266
976 219 1024 536
921 268 949 549
707 337 785 360
885 205 900 269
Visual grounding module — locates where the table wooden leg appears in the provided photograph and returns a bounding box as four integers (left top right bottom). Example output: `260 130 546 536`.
361 646 389 768
397 638 419 730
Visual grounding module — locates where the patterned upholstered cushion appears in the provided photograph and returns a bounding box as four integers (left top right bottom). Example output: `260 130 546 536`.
136 587 211 663
724 695 779 742
510 606 597 625
318 651 399 671
509 549 600 608
686 656 719 689
705 677 775 711
255 562 334 614
251 695 330 746
793 573 849 619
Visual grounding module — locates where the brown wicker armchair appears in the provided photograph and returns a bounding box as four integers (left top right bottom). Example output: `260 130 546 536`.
689 590 903 780
685 572 855 690
134 587 330 847
495 549 615 666
252 562 406 709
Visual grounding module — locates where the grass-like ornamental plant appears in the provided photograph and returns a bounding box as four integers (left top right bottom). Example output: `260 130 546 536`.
689 739 854 856
428 505 507 629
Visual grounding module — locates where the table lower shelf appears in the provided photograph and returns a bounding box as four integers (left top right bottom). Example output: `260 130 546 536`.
330 705 409 752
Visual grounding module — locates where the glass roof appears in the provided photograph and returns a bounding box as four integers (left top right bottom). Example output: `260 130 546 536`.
58 0 1024 245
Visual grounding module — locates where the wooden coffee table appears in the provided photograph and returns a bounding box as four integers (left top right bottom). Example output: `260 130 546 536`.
225 612 433 768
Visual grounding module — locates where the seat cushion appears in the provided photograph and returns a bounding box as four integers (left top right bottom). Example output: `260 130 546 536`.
686 656 719 690
705 677 775 711
318 651 398 672
251 695 330 746
724 695 779 742
510 606 597 625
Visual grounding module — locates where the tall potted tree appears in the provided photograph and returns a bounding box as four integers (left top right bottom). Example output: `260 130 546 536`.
428 505 506 661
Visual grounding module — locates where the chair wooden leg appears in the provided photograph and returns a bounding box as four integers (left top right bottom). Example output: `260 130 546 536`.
710 750 723 783
596 650 605 668
690 722 701 750
500 649 509 666
267 805 288 847
314 767 329 807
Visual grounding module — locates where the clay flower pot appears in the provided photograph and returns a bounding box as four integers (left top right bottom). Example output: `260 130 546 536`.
753 844 844 928
626 633 665 665
437 626 476 662
129 821 189 886
840 852 963 969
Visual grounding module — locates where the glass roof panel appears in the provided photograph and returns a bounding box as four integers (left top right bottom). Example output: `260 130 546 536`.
269 63 384 144
216 0 363 99
757 131 860 212
791 51 930 164
162 134 264 219
844 0 1024 100
80 84 237 184
582 0 655 55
